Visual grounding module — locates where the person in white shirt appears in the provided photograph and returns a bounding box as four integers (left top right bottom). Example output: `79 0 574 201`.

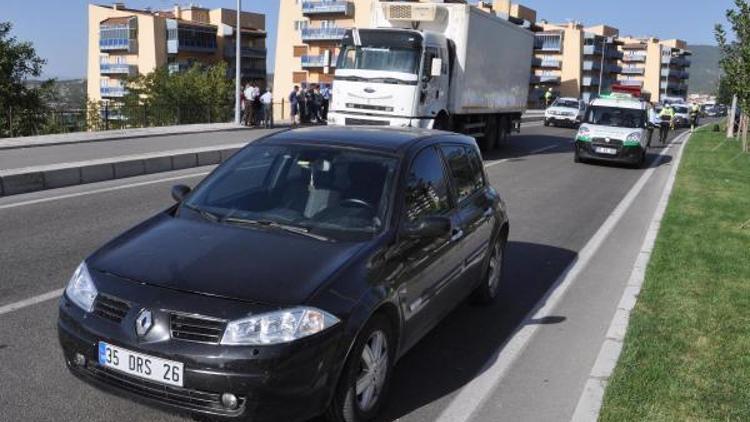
242 83 254 126
260 89 273 128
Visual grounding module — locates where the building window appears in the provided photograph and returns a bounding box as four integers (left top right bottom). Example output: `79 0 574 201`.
294 20 308 31
320 20 336 28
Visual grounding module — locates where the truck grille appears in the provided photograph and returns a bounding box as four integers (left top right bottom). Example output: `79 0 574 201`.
346 103 393 112
93 295 131 323
170 313 226 344
592 138 624 147
81 364 245 416
388 5 412 19
345 118 390 126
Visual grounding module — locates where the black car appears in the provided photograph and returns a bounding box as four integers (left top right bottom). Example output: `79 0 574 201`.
58 127 509 422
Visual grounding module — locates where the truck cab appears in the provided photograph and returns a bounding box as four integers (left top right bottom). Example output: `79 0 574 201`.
327 28 449 129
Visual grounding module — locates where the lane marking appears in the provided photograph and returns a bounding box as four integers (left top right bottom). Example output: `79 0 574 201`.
485 144 561 168
434 132 689 422
571 124 709 422
0 171 210 211
0 288 65 316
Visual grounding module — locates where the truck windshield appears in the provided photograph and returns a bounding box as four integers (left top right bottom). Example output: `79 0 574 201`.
337 45 420 74
586 106 646 129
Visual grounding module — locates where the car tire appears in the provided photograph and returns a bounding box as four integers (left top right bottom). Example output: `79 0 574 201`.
634 149 646 169
574 147 584 163
543 119 550 127
471 231 507 304
326 315 395 422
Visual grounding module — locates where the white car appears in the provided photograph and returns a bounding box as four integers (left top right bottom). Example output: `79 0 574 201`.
574 94 651 167
670 104 690 128
544 97 586 128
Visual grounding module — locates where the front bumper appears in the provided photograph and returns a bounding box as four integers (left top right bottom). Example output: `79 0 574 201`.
576 140 644 164
327 111 432 129
58 290 346 422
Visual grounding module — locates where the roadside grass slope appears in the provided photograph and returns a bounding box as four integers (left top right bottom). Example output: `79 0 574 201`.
600 126 750 421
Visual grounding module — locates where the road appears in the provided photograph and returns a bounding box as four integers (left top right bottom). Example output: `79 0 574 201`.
0 122 689 422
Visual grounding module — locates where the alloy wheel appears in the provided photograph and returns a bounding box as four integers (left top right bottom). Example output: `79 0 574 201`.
355 330 389 412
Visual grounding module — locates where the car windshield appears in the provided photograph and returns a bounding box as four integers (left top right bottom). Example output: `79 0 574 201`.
586 105 646 128
183 144 399 242
337 45 420 74
553 99 579 108
672 105 688 113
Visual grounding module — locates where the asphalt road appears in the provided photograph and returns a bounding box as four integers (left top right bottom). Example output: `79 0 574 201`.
0 122 689 422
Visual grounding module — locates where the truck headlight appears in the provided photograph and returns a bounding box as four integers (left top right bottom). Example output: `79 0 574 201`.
221 307 340 345
65 262 98 313
626 132 641 142
577 126 591 141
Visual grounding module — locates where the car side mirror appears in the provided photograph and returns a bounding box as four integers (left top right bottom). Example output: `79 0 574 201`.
430 58 442 77
171 184 191 203
403 216 452 239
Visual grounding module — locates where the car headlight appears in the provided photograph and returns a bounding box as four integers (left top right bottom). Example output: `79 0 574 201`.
626 132 641 142
65 262 98 312
221 307 340 345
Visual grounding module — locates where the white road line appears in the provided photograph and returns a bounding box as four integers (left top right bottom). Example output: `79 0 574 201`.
0 288 65 316
484 144 560 168
0 171 210 211
434 133 688 422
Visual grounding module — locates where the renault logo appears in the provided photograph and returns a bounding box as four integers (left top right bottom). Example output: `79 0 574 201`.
135 309 153 337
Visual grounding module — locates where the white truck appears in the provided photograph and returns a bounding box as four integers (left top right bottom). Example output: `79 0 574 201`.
327 1 534 151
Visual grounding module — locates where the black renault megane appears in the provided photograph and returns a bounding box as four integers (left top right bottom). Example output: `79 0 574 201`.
58 126 509 422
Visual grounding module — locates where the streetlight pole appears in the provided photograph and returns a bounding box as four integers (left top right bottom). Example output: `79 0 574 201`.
597 37 608 96
234 0 242 125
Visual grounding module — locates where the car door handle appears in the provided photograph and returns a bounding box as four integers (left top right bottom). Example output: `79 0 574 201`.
450 229 464 242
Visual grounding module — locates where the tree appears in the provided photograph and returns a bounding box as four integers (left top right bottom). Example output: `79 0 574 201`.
0 21 55 138
716 0 750 150
120 62 233 127
716 76 733 105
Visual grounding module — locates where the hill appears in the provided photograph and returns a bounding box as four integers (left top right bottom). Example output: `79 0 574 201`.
688 45 721 95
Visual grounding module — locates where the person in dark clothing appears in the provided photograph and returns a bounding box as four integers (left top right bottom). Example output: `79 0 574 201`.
289 85 299 127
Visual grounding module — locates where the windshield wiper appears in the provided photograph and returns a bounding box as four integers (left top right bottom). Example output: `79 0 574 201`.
183 204 220 222
223 217 330 242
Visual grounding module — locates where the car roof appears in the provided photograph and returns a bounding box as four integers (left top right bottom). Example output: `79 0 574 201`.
589 97 646 110
555 97 579 102
257 126 472 153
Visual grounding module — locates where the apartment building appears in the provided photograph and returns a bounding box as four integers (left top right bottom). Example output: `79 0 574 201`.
88 2 267 103
618 37 691 103
273 0 376 106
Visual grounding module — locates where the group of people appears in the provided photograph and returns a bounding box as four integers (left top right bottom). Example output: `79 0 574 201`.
242 81 273 128
288 84 331 127
651 102 701 145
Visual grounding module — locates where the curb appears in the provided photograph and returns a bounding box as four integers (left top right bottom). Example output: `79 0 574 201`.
0 144 245 197
569 126 703 422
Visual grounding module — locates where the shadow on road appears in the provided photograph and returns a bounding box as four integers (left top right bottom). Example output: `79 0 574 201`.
375 240 577 422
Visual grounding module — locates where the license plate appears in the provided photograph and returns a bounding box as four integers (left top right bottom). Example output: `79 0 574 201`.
595 147 618 155
98 341 184 387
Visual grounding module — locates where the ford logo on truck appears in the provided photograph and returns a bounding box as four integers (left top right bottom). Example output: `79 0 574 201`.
364 87 376 93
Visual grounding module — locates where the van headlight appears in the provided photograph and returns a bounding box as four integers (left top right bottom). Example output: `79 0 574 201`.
65 262 98 313
626 132 642 142
221 307 340 345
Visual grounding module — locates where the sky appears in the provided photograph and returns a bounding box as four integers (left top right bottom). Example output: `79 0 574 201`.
0 0 735 80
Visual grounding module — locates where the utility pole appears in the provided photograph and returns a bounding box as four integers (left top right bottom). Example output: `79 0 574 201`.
597 37 609 96
234 0 242 125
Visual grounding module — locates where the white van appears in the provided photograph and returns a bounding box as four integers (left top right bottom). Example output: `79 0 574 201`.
574 94 651 167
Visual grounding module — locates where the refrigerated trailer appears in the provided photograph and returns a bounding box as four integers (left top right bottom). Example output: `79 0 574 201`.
327 1 534 151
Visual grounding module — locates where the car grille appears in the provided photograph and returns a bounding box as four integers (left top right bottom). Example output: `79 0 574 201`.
592 137 624 147
82 364 245 416
345 118 390 126
93 295 131 323
170 313 226 344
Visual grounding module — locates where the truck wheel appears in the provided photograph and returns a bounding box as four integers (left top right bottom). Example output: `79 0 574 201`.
497 116 508 145
483 118 498 151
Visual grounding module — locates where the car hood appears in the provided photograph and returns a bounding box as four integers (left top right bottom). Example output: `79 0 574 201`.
582 124 642 139
546 106 578 115
88 213 367 306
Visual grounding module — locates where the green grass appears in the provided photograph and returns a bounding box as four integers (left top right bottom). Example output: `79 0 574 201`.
600 125 750 421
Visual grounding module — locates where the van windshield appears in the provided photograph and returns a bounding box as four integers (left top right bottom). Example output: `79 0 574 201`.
553 99 579 108
586 106 645 129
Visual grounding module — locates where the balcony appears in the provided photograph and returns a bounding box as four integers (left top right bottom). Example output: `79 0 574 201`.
534 34 562 52
622 54 646 63
670 57 691 67
618 80 643 87
100 63 137 76
607 49 623 60
530 74 561 84
583 45 603 56
301 54 328 68
100 86 127 98
606 64 622 73
301 1 353 16
621 67 645 75
99 38 137 53
533 58 560 69
301 27 347 42
582 76 600 87
583 60 601 71
223 45 267 58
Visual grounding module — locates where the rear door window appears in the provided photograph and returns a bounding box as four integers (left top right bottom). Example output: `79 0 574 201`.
440 145 484 203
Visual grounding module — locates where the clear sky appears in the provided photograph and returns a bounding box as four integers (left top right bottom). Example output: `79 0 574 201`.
0 0 735 80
